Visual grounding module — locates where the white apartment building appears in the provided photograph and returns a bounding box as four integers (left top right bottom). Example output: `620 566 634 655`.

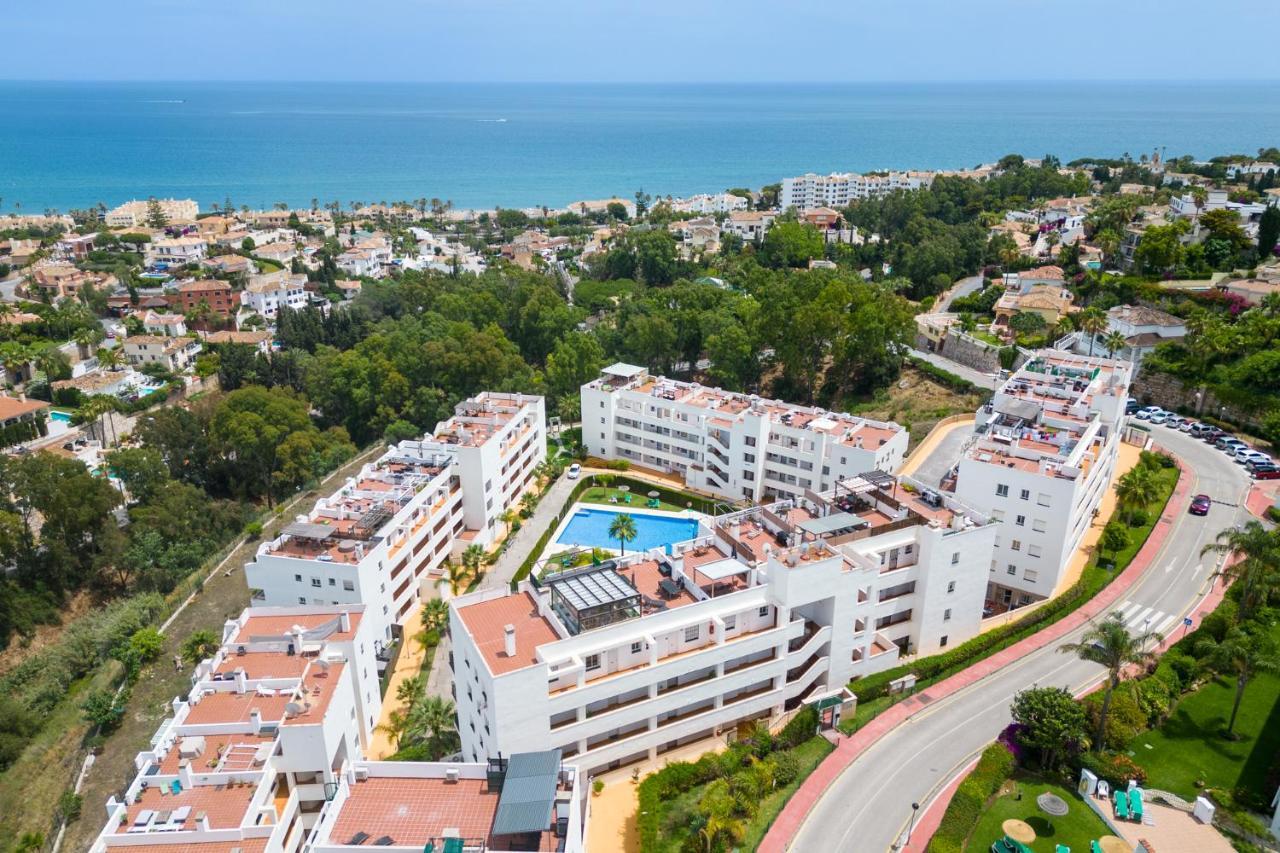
242 271 311 319
449 478 994 776
723 210 776 241
780 171 933 211
87 603 584 853
106 198 199 227
121 334 202 373
146 236 209 267
245 393 545 643
87 605 383 853
582 364 909 504
672 193 749 215
954 352 1132 611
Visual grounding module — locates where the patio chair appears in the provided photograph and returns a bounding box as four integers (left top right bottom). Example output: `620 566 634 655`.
1055 846 1070 853
1113 789 1129 820
1129 787 1144 821
1090 843 1103 853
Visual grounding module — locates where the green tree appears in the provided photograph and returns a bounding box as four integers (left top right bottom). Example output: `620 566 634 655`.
1196 623 1280 737
1008 311 1047 340
1201 521 1280 622
1059 612 1162 750
81 688 127 731
105 447 170 505
421 597 450 635
545 332 606 401
758 222 824 268
705 322 757 391
1078 307 1107 356
1258 205 1280 259
1103 329 1129 359
1098 521 1129 564
1114 465 1159 525
1010 686 1087 770
1133 220 1190 274
609 512 638 555
181 629 219 665
144 197 169 229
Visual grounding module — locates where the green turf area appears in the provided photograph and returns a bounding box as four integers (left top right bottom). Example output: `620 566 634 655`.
1130 625 1280 803
965 776 1111 853
579 486 688 513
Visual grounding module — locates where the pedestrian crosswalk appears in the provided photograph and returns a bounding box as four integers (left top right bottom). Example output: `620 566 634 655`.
1112 600 1181 639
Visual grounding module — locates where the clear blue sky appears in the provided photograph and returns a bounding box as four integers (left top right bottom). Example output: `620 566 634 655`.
3 0 1278 83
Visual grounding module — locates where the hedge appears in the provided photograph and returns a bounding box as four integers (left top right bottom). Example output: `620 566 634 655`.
907 355 990 398
926 743 1015 853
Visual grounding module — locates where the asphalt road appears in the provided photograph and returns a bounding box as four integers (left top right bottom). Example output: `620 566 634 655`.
934 274 986 313
788 429 1251 852
908 347 999 390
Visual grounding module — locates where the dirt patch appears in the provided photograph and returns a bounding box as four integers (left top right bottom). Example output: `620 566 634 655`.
0 590 96 676
847 367 985 449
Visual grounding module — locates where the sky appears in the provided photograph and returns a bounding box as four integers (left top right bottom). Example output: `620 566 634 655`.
2 0 1279 83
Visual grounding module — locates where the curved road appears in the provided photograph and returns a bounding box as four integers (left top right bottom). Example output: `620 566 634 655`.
788 430 1251 852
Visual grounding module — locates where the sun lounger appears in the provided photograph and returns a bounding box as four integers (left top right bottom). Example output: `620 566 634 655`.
1113 789 1129 820
1129 787 1144 821
171 805 191 825
1056 845 1070 853
1090 843 1103 853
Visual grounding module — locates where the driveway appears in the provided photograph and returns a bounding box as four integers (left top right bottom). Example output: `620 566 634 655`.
776 431 1249 852
908 347 999 390
904 421 974 489
934 274 985 313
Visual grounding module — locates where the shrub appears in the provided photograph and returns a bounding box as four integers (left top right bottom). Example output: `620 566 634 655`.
778 706 818 747
928 743 1015 853
243 520 264 539
1078 752 1147 787
58 790 83 822
772 751 801 786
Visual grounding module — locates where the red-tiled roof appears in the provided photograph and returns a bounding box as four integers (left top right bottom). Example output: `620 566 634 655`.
457 593 559 675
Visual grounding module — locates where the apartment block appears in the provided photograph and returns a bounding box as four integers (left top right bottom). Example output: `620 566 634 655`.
87 604 583 853
449 477 994 776
954 352 1132 612
87 605 382 853
779 171 933 211
106 198 199 227
245 394 544 645
241 271 311 319
582 364 908 503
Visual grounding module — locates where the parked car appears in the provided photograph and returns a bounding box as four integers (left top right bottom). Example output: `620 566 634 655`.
1125 398 1139 415
1237 449 1272 466
1163 415 1187 429
1246 457 1277 473
1149 411 1171 425
1189 423 1217 440
1135 406 1163 421
1251 464 1280 480
1200 426 1226 443
1178 419 1199 433
566 463 581 479
1217 437 1247 453
1189 494 1212 516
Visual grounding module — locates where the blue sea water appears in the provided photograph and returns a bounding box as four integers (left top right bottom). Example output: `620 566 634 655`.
1 80 1279 213
556 508 700 554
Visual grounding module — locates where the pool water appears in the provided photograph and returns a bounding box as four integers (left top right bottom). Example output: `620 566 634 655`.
556 508 700 554
50 411 72 423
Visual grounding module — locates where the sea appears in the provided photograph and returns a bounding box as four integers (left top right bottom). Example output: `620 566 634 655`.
2 80 1279 214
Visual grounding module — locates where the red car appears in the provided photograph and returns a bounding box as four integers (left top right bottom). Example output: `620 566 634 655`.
1252 465 1280 480
1189 494 1212 515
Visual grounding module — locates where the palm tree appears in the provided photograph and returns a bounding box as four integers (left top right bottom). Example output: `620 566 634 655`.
1197 624 1280 737
395 675 424 707
1201 521 1280 622
609 513 638 555
499 508 518 536
32 344 65 381
1050 314 1075 343
404 695 458 758
697 779 744 853
1103 330 1129 360
434 560 471 597
1060 612 1162 749
460 544 485 584
1114 466 1159 525
421 597 450 636
1078 307 1107 356
96 346 123 371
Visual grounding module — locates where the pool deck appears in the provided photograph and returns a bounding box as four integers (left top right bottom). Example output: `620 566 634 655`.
541 502 707 563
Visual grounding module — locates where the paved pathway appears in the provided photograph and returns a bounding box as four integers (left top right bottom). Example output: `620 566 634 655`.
900 417 974 487
934 274 985 313
484 474 576 590
908 347 999 390
764 432 1249 851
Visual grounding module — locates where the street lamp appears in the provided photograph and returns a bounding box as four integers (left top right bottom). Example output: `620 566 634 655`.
906 801 921 844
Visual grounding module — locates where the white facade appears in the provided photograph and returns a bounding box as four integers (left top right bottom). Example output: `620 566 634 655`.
780 171 932 211
121 335 202 372
1069 304 1187 365
245 393 545 643
242 271 310 319
723 211 776 241
449 481 994 777
582 364 908 503
954 351 1132 609
106 198 199 227
146 236 209 267
672 193 749 215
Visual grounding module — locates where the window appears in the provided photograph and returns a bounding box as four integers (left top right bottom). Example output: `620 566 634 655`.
328 577 336 586
951 552 960 565
946 581 956 593
630 641 643 655
904 544 913 555
1024 570 1039 582
1006 564 1017 575
343 580 355 591
1011 540 1021 551
298 597 307 604
311 578 322 588
1037 493 1051 507
684 625 700 642
745 436 757 447
940 635 949 648
758 605 770 618
723 615 736 631
744 453 755 463
996 484 1009 497
1028 545 1042 558
1032 518 1047 532
1015 514 1026 527
585 654 600 671
943 609 952 622
294 574 302 583
1020 489 1030 501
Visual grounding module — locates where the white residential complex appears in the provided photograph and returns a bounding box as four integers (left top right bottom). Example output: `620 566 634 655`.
954 352 1133 611
246 393 546 644
449 477 994 776
105 198 200 227
671 192 749 215
241 271 311 319
87 603 583 853
582 364 909 504
779 171 933 211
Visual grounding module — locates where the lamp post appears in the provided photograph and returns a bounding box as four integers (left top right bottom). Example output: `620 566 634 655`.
906 801 921 845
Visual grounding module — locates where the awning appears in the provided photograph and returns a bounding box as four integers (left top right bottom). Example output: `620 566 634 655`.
491 749 561 837
798 512 866 537
691 557 749 581
281 522 337 540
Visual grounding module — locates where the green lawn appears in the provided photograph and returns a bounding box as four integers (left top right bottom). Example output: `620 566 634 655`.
966 776 1111 853
742 737 834 850
579 486 688 513
1130 636 1280 804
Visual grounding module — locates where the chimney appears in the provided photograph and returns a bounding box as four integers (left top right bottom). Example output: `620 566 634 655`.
503 624 516 658
339 611 351 633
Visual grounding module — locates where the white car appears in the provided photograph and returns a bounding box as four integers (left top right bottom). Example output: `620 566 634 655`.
566 463 581 479
1148 411 1171 425
1178 420 1199 433
1135 406 1163 421
1164 415 1187 429
1236 449 1271 466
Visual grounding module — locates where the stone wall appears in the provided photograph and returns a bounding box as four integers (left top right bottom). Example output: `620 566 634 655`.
913 329 1033 376
1132 369 1261 430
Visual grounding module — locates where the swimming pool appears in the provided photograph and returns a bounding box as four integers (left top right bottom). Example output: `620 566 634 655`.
555 507 701 554
50 411 72 423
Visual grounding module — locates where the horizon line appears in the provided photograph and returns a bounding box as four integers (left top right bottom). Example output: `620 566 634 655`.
2 77 1279 86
